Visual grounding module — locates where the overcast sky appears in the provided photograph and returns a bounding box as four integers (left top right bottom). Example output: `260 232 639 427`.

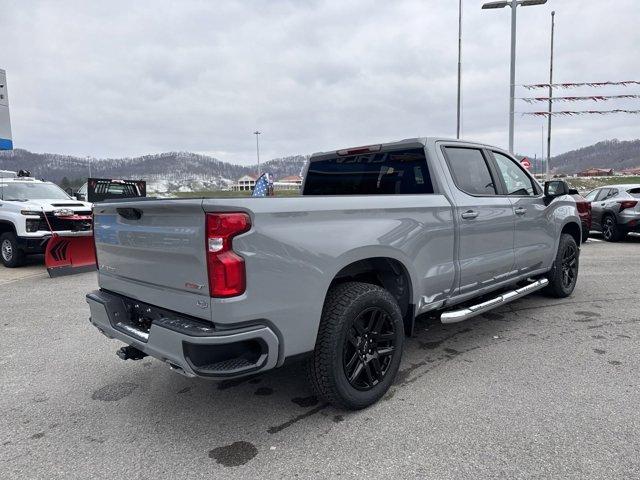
2 0 639 164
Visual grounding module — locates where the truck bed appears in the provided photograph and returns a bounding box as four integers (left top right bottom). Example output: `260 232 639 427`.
93 194 456 359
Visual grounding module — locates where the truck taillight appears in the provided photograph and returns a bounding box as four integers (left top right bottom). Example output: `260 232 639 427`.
617 200 638 212
206 212 251 298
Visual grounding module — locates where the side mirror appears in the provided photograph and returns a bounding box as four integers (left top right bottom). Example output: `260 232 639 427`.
544 180 569 198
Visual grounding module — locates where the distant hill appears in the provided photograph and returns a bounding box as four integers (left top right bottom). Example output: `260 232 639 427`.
548 139 640 174
1 139 638 193
0 149 308 193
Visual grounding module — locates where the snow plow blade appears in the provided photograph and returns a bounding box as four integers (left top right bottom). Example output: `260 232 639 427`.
45 234 97 277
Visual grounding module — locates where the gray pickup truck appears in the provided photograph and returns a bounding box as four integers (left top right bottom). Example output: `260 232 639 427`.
87 138 581 409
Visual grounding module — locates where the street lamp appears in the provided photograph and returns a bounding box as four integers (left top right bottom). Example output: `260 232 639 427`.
253 130 261 176
482 0 548 154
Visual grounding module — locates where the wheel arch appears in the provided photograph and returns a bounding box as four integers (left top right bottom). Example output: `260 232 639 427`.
0 220 17 236
561 221 582 246
328 256 415 336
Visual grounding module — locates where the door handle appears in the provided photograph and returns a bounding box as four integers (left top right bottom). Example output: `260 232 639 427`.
461 210 479 220
514 207 527 215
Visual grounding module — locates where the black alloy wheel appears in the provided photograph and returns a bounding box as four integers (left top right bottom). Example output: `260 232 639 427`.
561 241 578 290
343 306 397 391
545 233 579 298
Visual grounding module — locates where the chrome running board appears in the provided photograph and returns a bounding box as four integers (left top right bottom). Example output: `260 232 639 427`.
440 278 549 324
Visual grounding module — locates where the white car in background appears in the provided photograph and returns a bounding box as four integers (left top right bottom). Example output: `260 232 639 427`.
0 170 92 267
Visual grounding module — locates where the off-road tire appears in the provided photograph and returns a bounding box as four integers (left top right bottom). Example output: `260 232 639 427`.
545 233 579 298
0 232 25 268
307 281 404 410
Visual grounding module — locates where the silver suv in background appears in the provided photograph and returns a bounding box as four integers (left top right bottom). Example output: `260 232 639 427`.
584 184 640 241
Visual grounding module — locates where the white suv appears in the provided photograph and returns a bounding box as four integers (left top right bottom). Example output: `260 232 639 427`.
0 171 93 267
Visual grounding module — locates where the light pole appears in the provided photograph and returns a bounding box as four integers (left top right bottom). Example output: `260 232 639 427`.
456 0 462 139
482 0 548 154
253 130 261 176
546 11 555 180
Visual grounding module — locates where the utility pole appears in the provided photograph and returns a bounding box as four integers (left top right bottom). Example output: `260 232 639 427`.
508 1 517 153
546 11 555 180
541 123 545 176
482 0 548 154
253 131 261 176
456 0 462 139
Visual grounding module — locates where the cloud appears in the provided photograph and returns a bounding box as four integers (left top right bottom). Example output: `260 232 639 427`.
1 0 638 163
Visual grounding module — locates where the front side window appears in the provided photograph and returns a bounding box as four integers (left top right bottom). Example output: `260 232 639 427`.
595 189 610 201
584 189 599 201
492 151 536 196
444 147 497 196
303 148 434 195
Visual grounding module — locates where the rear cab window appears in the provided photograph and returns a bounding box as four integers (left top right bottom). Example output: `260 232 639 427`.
442 147 497 196
303 148 434 195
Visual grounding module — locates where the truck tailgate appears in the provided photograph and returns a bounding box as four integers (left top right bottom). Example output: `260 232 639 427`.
93 199 211 319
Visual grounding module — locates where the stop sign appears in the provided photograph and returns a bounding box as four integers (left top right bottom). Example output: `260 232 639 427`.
520 158 532 170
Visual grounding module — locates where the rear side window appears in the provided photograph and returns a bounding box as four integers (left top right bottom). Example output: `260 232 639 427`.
444 147 497 196
628 187 640 198
303 148 433 195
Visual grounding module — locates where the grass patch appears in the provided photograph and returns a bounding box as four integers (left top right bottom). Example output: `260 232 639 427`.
565 176 640 192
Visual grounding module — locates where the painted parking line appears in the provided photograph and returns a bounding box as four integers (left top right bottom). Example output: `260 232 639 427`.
0 270 48 285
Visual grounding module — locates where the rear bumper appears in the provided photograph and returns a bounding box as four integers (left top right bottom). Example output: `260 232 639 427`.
86 289 280 379
618 215 640 232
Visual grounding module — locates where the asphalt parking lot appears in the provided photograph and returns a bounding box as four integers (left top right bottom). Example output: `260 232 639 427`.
1 236 639 479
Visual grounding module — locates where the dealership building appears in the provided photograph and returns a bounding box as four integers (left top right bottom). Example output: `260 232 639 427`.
0 69 12 150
